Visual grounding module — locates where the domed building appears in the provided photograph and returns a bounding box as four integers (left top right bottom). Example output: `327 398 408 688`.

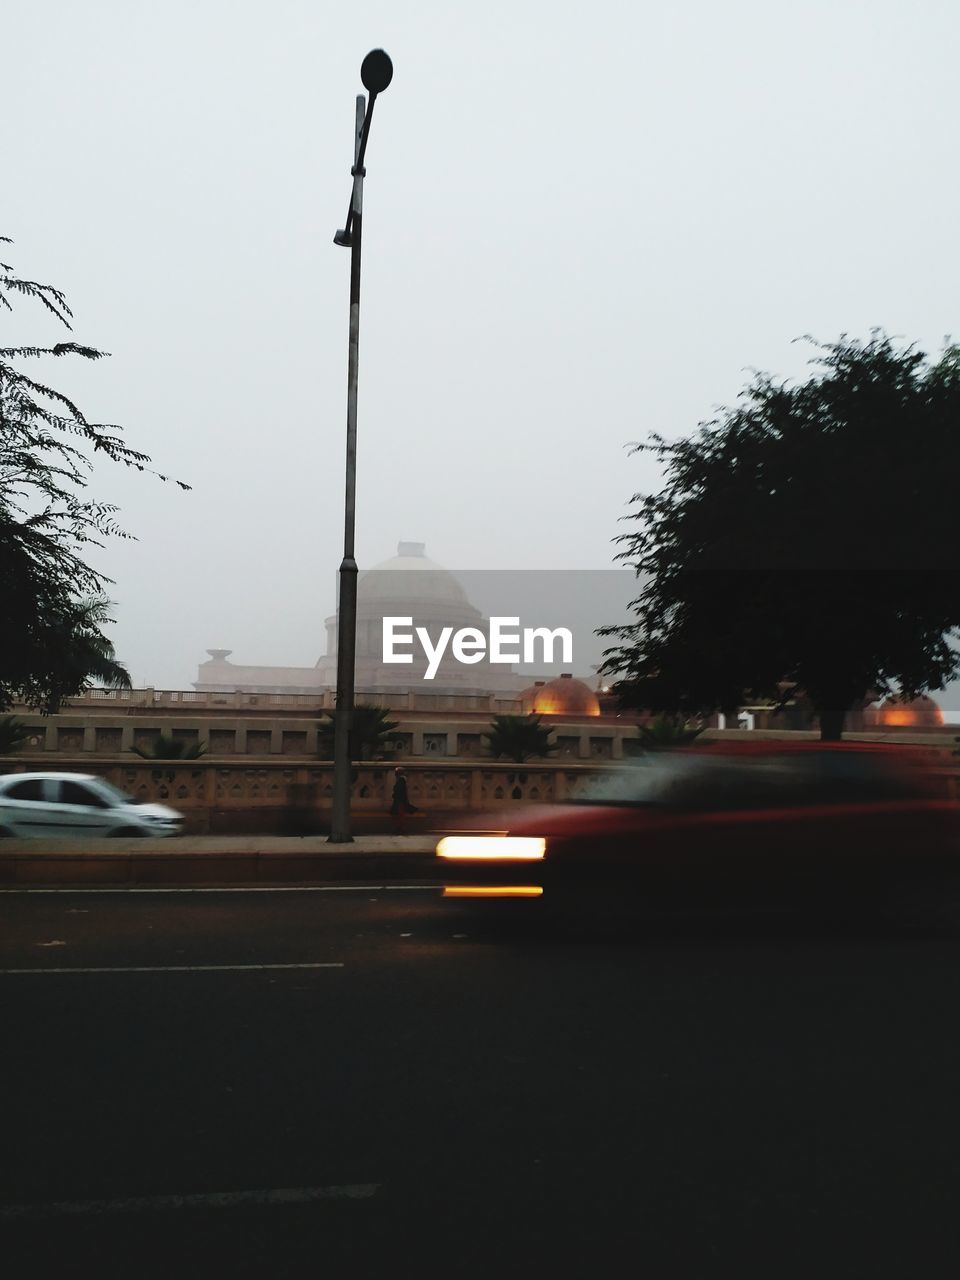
36 541 651 770
873 693 945 729
315 542 519 694
521 674 601 717
195 542 530 697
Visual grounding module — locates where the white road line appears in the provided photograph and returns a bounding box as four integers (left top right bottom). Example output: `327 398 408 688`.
0 962 344 975
0 1183 379 1219
0 885 440 895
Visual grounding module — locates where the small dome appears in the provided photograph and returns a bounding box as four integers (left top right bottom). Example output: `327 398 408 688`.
876 694 944 728
522 674 601 717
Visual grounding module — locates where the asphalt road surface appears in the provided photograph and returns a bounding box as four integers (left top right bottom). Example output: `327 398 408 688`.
3 883 960 1277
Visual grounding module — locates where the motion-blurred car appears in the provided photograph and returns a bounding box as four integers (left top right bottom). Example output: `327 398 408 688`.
0 773 183 838
436 744 960 905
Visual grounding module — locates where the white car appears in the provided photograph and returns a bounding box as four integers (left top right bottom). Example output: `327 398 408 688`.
0 772 183 838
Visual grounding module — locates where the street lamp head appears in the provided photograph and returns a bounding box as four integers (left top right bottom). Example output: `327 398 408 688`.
360 48 393 94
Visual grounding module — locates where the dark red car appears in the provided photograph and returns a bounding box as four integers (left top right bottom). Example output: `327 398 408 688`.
436 743 960 908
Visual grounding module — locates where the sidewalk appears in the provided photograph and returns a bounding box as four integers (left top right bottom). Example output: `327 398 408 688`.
0 835 441 887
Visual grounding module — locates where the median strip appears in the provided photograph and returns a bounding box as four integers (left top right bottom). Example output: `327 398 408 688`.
0 1183 379 1219
0 885 440 895
0 962 344 975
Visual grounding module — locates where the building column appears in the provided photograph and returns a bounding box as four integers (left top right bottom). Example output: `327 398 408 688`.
578 732 591 759
411 730 425 757
82 726 96 753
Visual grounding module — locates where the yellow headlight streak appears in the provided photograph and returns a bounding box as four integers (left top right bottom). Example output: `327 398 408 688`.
435 836 546 861
442 886 544 898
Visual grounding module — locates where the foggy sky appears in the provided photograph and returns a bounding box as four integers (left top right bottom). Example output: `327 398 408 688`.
4 0 959 698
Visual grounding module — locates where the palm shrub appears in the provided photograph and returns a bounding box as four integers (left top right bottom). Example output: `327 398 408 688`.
132 734 206 760
484 714 556 763
317 704 400 761
637 716 704 750
0 715 29 754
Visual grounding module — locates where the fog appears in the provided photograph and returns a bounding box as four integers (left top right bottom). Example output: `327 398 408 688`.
4 0 959 705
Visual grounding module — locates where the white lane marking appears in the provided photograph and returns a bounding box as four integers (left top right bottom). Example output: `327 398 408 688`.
0 1183 379 1219
0 885 440 895
0 962 344 975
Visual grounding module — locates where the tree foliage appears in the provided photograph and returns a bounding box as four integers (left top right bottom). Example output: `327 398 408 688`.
601 334 960 740
317 704 400 761
1 237 188 712
484 713 557 762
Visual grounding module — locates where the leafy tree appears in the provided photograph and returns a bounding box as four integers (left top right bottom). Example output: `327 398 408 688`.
637 716 704 750
317 704 400 761
0 715 29 754
484 713 557 763
1 237 188 711
132 733 207 760
601 334 960 740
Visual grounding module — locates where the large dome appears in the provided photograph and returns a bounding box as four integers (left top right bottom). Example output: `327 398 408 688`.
358 542 470 607
875 694 944 728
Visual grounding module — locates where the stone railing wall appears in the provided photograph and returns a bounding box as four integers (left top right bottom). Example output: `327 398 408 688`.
0 757 621 834
3 750 960 834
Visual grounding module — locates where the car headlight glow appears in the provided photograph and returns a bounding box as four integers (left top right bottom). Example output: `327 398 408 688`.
442 885 544 898
436 836 546 861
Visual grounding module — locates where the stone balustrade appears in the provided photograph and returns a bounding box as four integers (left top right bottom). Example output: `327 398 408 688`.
3 749 959 834
0 757 624 833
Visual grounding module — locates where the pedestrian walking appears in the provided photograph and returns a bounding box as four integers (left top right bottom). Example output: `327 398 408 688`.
390 767 419 818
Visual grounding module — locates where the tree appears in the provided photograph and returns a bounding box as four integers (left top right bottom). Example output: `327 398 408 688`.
601 334 960 740
317 704 400 761
484 714 557 763
132 733 207 760
1 237 188 711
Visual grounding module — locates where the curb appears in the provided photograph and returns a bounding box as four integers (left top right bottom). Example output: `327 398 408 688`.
0 836 440 887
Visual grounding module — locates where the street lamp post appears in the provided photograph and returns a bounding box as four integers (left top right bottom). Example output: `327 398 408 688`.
329 49 393 844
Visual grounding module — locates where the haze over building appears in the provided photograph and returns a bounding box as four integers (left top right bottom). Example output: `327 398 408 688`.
195 543 584 698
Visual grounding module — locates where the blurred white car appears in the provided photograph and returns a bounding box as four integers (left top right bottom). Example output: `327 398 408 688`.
0 773 183 838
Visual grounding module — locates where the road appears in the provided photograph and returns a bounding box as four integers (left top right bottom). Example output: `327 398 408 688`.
3 884 960 1276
